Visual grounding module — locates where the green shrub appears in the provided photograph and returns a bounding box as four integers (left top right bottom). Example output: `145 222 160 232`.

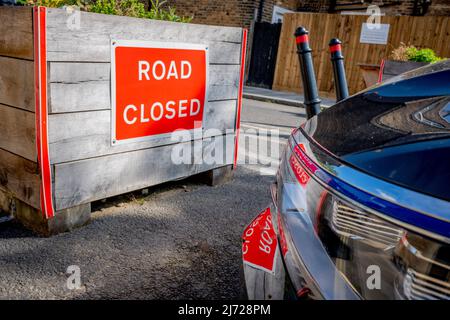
146 0 192 22
390 43 444 64
408 47 443 63
17 0 70 6
20 0 192 23
17 0 87 7
90 0 118 15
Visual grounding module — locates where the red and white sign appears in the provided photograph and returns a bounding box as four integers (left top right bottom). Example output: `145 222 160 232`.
289 153 310 186
277 213 289 257
111 40 208 144
242 207 278 274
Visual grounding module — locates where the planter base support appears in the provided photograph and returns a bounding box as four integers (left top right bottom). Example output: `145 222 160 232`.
0 189 91 236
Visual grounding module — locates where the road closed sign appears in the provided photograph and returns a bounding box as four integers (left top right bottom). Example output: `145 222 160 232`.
111 40 208 144
242 207 278 274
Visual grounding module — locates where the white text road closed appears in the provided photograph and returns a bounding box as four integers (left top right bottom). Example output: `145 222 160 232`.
111 40 208 144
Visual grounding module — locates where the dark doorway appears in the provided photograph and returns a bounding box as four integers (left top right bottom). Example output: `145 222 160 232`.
247 22 282 89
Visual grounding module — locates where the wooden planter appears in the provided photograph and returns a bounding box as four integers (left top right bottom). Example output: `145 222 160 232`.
358 63 380 88
359 60 428 88
0 7 247 235
380 60 428 82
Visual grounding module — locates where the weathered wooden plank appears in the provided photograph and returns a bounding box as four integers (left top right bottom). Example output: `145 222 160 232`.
50 81 110 113
48 62 239 113
0 104 36 161
208 64 240 101
0 148 40 210
0 56 35 111
46 8 242 64
48 62 110 112
53 134 235 210
49 62 109 82
48 100 237 163
208 84 239 102
383 60 426 76
0 7 34 60
12 199 91 236
203 100 237 134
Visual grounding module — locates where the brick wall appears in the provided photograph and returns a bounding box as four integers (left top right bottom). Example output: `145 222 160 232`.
376 0 450 16
165 0 450 25
165 0 302 28
427 0 450 16
296 0 450 16
371 0 416 15
165 0 256 28
260 0 299 22
297 0 330 12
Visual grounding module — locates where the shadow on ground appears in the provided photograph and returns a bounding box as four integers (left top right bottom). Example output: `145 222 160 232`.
0 167 273 299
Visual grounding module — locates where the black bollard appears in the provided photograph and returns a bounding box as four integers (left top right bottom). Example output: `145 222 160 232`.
294 27 321 119
329 38 349 102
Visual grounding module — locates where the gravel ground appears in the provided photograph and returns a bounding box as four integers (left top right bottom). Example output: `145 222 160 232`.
0 167 272 299
0 99 303 299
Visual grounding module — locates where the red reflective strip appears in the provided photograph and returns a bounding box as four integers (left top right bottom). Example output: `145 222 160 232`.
329 44 341 53
277 211 288 257
293 144 318 174
34 6 54 219
234 29 248 168
296 35 308 44
296 287 311 298
314 190 328 234
378 59 385 83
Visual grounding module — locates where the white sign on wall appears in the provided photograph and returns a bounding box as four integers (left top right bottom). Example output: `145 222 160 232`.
360 23 390 45
271 5 294 23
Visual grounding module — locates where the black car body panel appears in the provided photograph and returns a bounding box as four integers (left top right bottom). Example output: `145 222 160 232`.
302 61 450 201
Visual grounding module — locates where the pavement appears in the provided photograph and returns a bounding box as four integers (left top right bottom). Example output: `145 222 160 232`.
0 98 305 300
243 86 335 108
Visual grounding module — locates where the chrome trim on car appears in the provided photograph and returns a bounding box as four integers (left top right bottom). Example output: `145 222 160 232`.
403 269 450 300
273 182 360 300
331 201 403 249
292 129 450 243
401 236 450 271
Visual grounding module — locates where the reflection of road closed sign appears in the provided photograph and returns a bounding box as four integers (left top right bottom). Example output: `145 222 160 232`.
242 207 278 274
111 40 208 144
